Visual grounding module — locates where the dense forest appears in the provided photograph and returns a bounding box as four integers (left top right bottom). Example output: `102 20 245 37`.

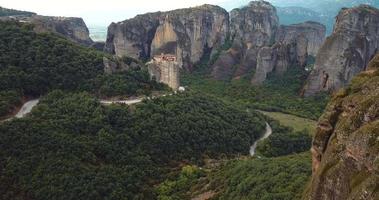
154 116 313 200
183 65 329 120
0 91 266 199
0 21 163 118
256 120 312 157
155 152 311 200
209 153 311 200
0 11 322 200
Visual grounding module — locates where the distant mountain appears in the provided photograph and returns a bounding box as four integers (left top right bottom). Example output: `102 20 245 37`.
272 0 379 34
276 6 334 34
277 6 321 25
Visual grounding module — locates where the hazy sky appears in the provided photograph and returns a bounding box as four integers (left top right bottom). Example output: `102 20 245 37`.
1 0 251 26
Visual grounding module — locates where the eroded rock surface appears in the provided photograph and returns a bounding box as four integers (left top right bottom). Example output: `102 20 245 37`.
212 1 279 80
0 15 93 45
105 5 229 71
212 1 325 83
303 5 379 96
303 54 379 200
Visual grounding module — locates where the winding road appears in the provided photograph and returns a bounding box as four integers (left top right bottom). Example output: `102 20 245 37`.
6 96 272 157
101 96 273 157
1 99 40 122
100 98 144 105
250 122 272 156
15 99 40 118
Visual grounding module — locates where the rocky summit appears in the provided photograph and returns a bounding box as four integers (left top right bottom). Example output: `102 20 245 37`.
252 21 326 84
303 5 379 96
211 1 325 83
104 5 229 71
303 53 379 200
0 15 93 45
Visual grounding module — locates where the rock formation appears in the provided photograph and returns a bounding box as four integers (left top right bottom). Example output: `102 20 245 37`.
103 56 140 74
211 1 325 83
147 54 180 90
105 5 229 71
303 53 379 200
104 12 161 59
212 0 279 80
251 21 325 84
0 15 93 45
275 21 326 56
303 5 379 96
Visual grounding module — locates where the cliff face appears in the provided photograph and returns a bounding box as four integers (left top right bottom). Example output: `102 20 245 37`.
104 13 161 59
0 15 93 45
212 1 279 80
275 21 326 56
211 1 325 83
29 16 93 45
304 54 379 200
105 5 229 71
303 5 379 96
251 21 326 84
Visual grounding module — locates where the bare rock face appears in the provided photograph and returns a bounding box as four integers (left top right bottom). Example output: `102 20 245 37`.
275 21 326 56
231 1 279 49
303 5 379 96
303 54 379 200
225 1 279 79
104 13 161 59
105 5 229 71
0 15 93 45
251 21 326 84
212 1 325 83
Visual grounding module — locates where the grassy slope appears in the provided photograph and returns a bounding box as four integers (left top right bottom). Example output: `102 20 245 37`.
259 111 317 134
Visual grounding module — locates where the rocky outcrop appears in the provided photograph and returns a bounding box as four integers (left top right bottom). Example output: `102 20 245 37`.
212 1 279 80
252 38 308 84
211 1 325 83
251 21 325 84
303 54 379 200
105 5 229 71
103 56 140 74
104 12 161 59
275 21 326 56
0 15 93 45
303 5 379 96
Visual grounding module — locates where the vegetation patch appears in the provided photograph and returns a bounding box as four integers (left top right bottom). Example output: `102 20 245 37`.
0 91 266 199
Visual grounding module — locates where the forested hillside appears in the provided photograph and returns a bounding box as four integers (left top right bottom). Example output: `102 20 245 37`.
0 21 163 118
0 91 266 199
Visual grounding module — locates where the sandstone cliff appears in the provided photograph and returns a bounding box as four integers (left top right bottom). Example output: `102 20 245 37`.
275 21 326 56
105 5 229 71
104 12 161 59
303 53 379 200
303 5 379 96
0 15 93 45
212 0 279 80
251 21 325 84
211 1 325 83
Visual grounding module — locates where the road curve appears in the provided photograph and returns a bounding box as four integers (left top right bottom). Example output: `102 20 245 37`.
100 98 144 105
250 122 272 156
15 99 40 118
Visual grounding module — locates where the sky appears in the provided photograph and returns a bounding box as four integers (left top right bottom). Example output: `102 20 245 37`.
0 0 251 26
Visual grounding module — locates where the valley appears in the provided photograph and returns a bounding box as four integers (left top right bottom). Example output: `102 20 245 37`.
0 1 378 200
